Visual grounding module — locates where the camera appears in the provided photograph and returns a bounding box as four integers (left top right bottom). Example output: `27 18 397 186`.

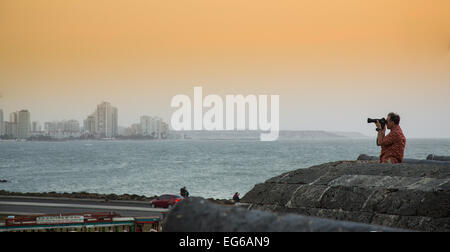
367 118 386 131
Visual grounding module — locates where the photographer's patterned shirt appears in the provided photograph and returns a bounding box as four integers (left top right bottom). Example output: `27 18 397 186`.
379 125 406 163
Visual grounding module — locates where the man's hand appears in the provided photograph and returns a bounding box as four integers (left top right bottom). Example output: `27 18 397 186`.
376 120 386 132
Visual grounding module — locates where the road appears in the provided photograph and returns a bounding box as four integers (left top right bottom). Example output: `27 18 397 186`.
0 195 168 218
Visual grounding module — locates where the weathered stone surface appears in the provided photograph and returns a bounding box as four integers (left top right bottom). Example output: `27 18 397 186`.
358 154 450 165
241 161 450 232
249 204 450 232
357 154 379 161
427 154 450 161
260 184 299 205
285 185 327 209
163 197 405 232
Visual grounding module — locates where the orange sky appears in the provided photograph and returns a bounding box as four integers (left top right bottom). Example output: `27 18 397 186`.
0 0 449 137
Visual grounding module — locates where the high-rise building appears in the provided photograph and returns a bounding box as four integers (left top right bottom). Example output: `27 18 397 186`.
8 111 19 138
112 107 118 137
0 109 3 135
140 116 168 138
17 110 31 139
161 121 169 139
44 120 81 138
3 122 17 138
32 121 41 133
126 116 168 138
153 117 162 139
10 112 17 124
95 102 118 138
66 120 80 134
140 115 153 136
44 122 57 136
84 113 96 134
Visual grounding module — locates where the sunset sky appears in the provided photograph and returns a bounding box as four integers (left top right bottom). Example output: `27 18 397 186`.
1 0 449 137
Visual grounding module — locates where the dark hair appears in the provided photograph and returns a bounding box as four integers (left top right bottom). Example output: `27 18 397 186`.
388 112 400 125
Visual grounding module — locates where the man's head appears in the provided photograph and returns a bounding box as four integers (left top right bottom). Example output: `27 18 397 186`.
386 112 400 129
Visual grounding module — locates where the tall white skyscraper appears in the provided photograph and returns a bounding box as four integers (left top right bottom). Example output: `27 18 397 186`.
112 107 118 137
10 112 17 124
17 110 31 139
153 117 162 139
140 115 153 136
95 102 118 138
0 109 3 135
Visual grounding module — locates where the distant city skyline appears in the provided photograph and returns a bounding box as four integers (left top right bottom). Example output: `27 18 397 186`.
1 88 450 139
0 103 166 130
0 101 168 139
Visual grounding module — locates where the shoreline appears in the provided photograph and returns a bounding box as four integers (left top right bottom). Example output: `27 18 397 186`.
0 190 235 205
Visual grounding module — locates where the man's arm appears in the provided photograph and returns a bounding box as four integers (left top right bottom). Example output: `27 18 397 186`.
377 130 385 146
376 120 386 146
377 120 398 147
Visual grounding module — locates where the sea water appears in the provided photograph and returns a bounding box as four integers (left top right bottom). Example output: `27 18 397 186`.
1 139 449 199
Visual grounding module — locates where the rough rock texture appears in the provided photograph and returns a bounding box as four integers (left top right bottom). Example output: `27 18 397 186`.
163 197 404 232
427 155 450 162
241 161 450 232
358 154 450 165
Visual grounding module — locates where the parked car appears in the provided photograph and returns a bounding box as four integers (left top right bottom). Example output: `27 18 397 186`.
150 194 184 209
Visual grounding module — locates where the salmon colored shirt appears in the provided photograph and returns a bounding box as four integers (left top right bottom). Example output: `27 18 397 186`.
379 124 406 163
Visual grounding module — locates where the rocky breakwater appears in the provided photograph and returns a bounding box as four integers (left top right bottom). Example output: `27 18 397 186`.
241 161 450 232
0 190 155 201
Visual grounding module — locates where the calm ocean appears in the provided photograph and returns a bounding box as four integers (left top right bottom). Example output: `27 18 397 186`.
1 139 449 199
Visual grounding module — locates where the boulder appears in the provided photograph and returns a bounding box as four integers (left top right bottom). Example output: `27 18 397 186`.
241 161 450 232
162 197 404 232
427 154 450 162
357 154 379 161
357 154 450 165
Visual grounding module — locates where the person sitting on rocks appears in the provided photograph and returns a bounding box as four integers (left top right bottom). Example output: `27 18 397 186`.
180 187 189 198
233 192 240 202
376 112 406 163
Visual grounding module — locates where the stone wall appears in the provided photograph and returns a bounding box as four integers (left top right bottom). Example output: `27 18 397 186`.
241 161 450 232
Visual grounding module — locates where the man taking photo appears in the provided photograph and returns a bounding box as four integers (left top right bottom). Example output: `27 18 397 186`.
376 112 406 164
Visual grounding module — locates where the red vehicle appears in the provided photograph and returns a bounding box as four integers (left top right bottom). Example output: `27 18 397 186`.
150 194 184 209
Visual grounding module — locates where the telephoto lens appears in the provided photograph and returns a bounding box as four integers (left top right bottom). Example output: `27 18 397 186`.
367 118 386 131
